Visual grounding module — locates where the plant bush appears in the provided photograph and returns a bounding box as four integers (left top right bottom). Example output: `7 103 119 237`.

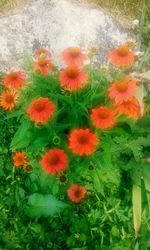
0 38 150 249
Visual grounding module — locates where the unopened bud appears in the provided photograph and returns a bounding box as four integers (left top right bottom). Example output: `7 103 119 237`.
125 39 136 49
100 65 109 74
132 19 139 29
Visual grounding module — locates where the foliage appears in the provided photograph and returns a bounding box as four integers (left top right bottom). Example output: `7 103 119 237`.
1 16 150 249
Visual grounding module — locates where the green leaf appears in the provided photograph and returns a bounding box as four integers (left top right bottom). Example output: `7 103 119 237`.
10 119 33 150
26 193 69 218
27 132 50 153
132 185 141 238
131 160 150 193
6 110 23 119
141 177 150 219
91 170 104 196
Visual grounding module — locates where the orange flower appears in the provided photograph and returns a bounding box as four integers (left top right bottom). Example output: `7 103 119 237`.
61 47 87 66
34 57 53 75
108 77 137 105
115 97 141 118
108 45 135 67
3 71 26 89
91 106 116 129
0 91 18 111
34 48 51 58
12 151 27 168
68 128 98 156
59 66 88 91
40 149 68 174
27 97 55 124
67 184 86 203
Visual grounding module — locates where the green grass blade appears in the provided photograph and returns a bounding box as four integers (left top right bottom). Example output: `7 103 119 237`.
132 185 142 238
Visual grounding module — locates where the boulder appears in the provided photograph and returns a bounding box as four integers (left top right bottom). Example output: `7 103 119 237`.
0 0 130 71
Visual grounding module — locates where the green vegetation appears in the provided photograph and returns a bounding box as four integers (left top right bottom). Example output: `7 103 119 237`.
0 1 150 250
86 0 150 19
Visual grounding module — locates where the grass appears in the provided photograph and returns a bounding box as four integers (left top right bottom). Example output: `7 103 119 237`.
0 0 149 19
77 0 149 29
0 0 16 10
0 0 28 14
86 0 149 17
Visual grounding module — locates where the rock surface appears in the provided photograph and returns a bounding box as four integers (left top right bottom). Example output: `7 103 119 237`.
0 0 130 71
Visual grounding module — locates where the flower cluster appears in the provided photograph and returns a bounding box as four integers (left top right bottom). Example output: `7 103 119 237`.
2 44 143 204
0 71 26 111
60 47 88 91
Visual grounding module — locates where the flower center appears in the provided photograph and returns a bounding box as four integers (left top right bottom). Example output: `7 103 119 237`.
70 48 80 57
17 156 24 163
116 81 128 92
49 154 59 165
39 49 46 55
74 189 81 197
9 72 18 81
98 110 108 119
38 59 48 67
58 175 67 183
34 102 45 111
78 135 89 145
66 67 79 79
5 94 14 104
117 46 129 56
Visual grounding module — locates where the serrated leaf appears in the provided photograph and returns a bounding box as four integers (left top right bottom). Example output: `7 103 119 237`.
26 193 68 218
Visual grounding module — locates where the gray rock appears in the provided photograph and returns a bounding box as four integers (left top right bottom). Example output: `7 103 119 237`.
0 0 131 71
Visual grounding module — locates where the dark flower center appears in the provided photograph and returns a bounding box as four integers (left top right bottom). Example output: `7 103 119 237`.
66 67 79 79
78 135 89 144
49 154 60 165
58 175 67 183
74 189 81 197
117 46 129 57
98 110 109 119
38 59 48 67
5 94 14 104
116 81 128 92
70 48 80 57
17 156 24 163
34 102 46 112
9 72 18 81
88 164 95 170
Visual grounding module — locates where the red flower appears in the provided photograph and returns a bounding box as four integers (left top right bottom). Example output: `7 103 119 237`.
108 45 135 67
40 149 68 174
27 97 55 124
3 71 26 89
0 91 18 111
61 47 87 66
108 76 137 105
34 48 51 58
59 66 88 91
12 151 27 168
68 128 98 156
67 184 87 203
34 57 53 75
115 97 141 118
91 106 116 129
